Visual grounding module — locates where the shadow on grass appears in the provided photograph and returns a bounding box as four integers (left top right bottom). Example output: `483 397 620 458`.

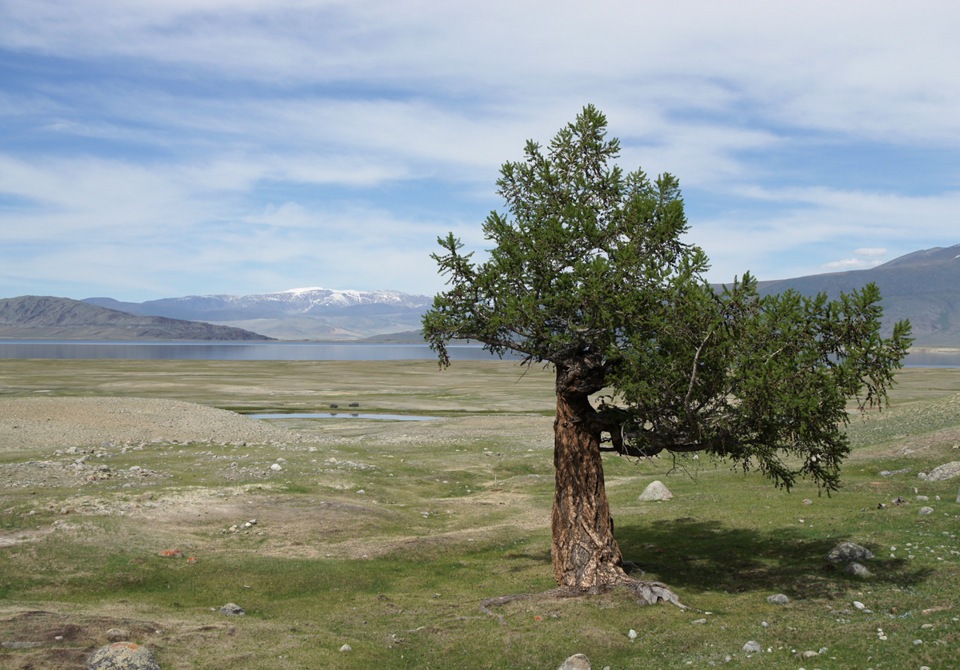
611 518 934 600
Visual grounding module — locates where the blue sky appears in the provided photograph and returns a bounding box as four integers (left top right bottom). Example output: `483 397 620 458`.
1 1 958 301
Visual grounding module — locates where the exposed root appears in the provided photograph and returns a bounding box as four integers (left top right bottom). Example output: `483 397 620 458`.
479 579 685 624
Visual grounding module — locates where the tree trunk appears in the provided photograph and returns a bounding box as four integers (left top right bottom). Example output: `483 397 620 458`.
551 364 629 589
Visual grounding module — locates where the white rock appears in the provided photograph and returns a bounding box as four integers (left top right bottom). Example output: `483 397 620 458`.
557 654 591 670
627 629 638 640
853 601 866 610
270 463 282 471
637 480 673 502
339 644 352 653
918 506 934 515
742 640 762 654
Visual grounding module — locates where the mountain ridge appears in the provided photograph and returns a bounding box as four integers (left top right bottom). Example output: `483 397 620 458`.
2 245 958 345
0 296 273 341
84 287 432 340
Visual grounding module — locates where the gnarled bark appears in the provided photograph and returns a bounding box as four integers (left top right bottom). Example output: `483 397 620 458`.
551 362 628 589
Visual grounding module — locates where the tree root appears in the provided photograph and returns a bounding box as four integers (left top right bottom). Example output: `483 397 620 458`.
479 579 685 624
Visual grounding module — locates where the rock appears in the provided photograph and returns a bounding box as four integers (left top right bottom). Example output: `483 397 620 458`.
827 541 874 563
919 461 960 481
219 603 245 616
853 601 866 610
339 644 352 653
845 562 872 578
637 480 673 502
87 641 161 670
627 629 638 640
270 463 282 472
742 640 762 654
105 628 130 642
766 593 789 605
918 506 934 515
558 653 591 670
879 467 911 477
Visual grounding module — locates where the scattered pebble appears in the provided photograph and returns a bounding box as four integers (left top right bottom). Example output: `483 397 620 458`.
219 603 245 616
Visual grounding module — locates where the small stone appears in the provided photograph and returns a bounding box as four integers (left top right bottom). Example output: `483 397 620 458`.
627 629 638 640
798 650 819 659
219 603 245 616
105 628 129 642
853 601 866 610
845 562 872 578
270 463 282 472
691 618 707 624
766 593 789 605
742 640 762 654
87 642 161 670
339 644 352 653
558 654 591 670
918 506 934 515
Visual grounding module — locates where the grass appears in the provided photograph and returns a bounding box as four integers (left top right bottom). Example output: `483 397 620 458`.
1 361 959 668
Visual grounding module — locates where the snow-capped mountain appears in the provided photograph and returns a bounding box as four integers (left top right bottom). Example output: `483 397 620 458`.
84 288 433 340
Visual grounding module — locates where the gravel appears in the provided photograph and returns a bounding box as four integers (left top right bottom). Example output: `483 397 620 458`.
0 396 307 451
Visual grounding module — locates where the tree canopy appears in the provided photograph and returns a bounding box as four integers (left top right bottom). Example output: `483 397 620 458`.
422 105 912 594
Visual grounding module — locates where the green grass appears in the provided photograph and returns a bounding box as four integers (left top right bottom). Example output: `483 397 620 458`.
1 361 959 668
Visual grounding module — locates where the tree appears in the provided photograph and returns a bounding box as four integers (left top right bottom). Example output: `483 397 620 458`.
422 105 912 604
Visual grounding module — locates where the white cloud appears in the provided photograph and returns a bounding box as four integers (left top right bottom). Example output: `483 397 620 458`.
2 0 959 300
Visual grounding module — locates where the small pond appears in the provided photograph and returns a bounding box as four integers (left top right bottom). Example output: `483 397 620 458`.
250 412 438 421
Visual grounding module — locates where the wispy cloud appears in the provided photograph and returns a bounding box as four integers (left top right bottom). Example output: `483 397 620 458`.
1 1 958 299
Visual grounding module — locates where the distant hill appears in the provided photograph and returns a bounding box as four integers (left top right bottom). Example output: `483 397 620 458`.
84 287 432 340
10 245 957 345
0 296 273 341
753 243 960 347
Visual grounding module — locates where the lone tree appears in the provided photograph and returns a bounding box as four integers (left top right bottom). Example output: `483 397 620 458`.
422 105 911 604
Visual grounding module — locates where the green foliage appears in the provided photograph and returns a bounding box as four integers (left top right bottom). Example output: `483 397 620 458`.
423 104 912 492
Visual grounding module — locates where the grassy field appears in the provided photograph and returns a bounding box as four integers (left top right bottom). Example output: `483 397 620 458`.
1 359 958 669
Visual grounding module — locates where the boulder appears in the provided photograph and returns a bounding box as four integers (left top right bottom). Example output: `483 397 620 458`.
637 480 673 502
827 541 874 563
87 641 161 670
919 461 960 481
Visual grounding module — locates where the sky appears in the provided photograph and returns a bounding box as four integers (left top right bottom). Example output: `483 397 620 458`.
1 1 959 302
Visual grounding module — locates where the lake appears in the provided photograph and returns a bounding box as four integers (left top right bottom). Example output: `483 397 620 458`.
0 340 518 361
0 340 958 367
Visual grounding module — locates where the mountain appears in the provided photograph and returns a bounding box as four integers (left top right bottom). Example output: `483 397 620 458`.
0 296 274 341
84 287 433 340
753 244 960 347
15 244 957 345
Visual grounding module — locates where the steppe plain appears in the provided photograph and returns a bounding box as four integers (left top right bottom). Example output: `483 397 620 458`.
1 359 958 669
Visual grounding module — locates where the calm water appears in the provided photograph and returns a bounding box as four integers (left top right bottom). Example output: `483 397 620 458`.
0 340 957 367
250 412 437 421
0 340 518 361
